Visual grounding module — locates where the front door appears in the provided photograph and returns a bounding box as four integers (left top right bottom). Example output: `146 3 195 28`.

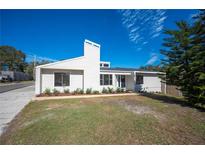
117 75 126 88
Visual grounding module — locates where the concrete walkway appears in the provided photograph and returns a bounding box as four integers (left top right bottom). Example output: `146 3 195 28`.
33 93 138 101
0 85 34 135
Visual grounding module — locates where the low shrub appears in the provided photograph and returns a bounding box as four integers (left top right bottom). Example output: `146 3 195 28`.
73 88 80 95
44 88 51 95
73 88 84 95
64 88 70 94
120 88 125 93
115 88 125 93
53 88 60 96
126 90 130 93
108 87 114 93
86 88 92 94
93 90 100 94
116 87 121 93
102 87 108 94
79 89 84 94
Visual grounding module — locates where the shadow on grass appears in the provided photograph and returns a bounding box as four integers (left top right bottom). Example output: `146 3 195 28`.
139 92 205 112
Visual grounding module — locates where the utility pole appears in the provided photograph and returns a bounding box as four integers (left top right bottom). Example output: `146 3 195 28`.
33 55 36 80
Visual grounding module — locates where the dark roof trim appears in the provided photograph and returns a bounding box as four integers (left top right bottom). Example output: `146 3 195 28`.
100 67 137 71
100 67 165 74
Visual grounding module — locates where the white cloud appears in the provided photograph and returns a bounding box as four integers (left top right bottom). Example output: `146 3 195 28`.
158 16 167 24
146 53 158 65
155 25 163 33
151 33 160 39
136 47 142 51
37 56 57 62
188 10 200 22
118 9 167 49
26 54 57 62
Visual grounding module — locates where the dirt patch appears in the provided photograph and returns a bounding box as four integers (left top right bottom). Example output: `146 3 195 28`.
46 103 64 110
22 113 54 128
113 100 167 123
45 102 86 111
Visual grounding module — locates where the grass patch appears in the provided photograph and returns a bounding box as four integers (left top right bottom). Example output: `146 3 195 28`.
0 95 205 144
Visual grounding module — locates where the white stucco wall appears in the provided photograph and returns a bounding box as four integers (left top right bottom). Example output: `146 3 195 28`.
40 56 85 70
98 72 161 92
41 69 83 93
135 74 162 92
99 74 117 91
99 71 135 91
35 67 41 94
35 40 164 95
99 73 136 91
83 40 100 91
35 40 101 94
125 73 135 90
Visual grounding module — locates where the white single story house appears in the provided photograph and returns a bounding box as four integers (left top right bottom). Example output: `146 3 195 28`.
35 40 165 95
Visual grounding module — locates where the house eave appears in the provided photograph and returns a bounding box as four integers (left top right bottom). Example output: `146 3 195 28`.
100 68 165 75
36 56 85 69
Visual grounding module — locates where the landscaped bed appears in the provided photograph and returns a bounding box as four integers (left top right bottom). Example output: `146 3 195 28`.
0 95 205 144
37 87 132 97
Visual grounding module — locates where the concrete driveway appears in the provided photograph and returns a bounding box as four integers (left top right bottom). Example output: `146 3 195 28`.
0 81 34 93
0 85 34 135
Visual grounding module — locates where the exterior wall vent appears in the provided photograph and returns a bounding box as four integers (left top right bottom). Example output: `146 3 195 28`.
85 39 100 48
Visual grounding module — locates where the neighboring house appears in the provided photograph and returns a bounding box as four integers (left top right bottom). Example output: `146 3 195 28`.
35 40 165 95
0 71 31 81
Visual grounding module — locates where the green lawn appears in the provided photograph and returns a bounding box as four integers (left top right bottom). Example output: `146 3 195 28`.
0 95 205 144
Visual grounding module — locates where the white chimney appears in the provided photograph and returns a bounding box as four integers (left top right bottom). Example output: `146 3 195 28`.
83 39 100 91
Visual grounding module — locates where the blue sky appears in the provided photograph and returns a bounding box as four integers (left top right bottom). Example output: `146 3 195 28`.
0 9 198 68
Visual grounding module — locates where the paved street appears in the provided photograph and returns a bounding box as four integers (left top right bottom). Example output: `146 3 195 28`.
0 85 34 135
0 81 34 93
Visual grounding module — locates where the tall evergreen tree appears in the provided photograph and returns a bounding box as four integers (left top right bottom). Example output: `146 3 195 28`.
139 65 164 72
161 10 205 105
190 10 205 103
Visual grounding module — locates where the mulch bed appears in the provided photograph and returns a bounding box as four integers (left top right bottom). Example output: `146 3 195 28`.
36 92 131 97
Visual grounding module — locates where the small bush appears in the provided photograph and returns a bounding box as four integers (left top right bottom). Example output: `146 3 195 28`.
64 88 70 94
120 88 125 93
126 89 131 93
53 88 60 96
73 88 84 95
102 87 108 94
116 87 121 93
93 90 100 94
79 89 84 94
86 88 92 94
73 88 80 94
44 88 51 95
108 87 114 93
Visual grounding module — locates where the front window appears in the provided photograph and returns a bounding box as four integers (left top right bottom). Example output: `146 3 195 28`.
136 74 143 84
121 75 125 87
103 64 109 68
100 74 112 85
54 72 70 86
117 75 126 88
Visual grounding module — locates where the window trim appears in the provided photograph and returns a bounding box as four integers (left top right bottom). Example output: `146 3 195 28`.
54 72 70 87
136 74 143 84
100 74 113 86
103 63 109 68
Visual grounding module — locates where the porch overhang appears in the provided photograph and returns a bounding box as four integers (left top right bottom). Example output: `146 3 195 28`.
100 70 132 75
100 67 165 75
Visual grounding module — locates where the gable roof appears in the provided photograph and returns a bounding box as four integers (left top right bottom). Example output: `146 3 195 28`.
36 56 85 68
